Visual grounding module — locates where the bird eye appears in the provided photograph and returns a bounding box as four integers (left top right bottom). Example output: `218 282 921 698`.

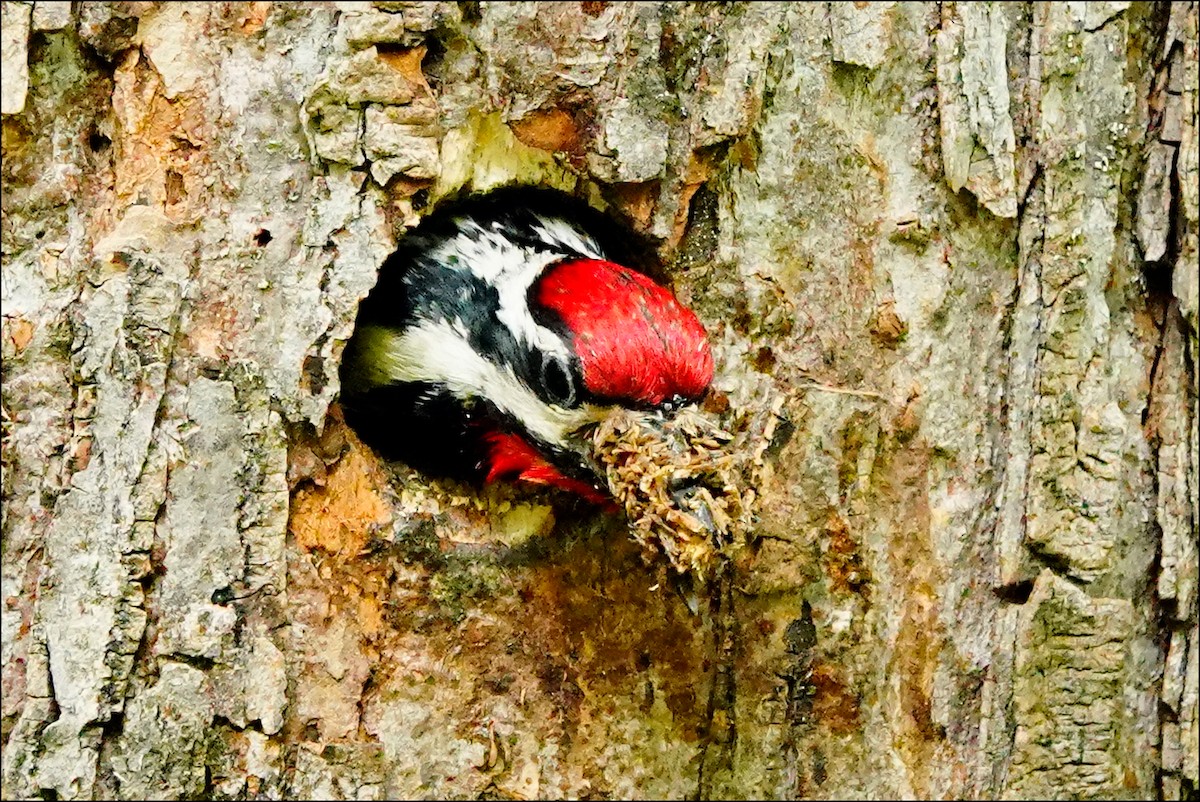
540 353 577 408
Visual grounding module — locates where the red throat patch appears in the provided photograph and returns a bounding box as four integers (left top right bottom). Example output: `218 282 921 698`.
535 259 714 406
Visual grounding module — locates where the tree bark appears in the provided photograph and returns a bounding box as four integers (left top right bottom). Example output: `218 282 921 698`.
1 2 1196 799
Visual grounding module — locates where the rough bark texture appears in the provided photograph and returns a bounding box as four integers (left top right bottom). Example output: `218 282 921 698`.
1 2 1196 799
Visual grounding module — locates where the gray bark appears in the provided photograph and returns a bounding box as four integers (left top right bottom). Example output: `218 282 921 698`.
1 2 1196 799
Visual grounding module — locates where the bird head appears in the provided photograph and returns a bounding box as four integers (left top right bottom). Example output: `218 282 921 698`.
339 187 714 504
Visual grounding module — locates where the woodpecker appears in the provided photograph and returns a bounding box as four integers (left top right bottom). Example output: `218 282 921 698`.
339 186 714 504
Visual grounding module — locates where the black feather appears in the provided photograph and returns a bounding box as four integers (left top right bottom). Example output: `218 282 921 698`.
340 380 491 480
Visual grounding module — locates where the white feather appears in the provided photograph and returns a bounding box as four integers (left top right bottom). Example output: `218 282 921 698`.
531 216 605 260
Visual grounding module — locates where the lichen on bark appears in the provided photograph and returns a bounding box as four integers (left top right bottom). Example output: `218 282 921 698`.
1 2 1196 800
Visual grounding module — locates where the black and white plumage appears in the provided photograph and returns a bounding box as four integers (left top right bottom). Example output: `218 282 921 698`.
339 186 714 502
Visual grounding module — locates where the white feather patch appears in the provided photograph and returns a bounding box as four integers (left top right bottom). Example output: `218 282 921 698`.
356 321 606 446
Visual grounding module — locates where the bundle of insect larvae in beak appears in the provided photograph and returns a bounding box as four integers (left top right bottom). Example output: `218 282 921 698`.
590 391 783 580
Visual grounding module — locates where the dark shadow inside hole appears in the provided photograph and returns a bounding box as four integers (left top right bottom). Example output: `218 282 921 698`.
254 228 273 247
88 130 111 152
421 35 447 82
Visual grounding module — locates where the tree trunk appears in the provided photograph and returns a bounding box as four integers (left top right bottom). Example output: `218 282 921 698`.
1 2 1196 799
